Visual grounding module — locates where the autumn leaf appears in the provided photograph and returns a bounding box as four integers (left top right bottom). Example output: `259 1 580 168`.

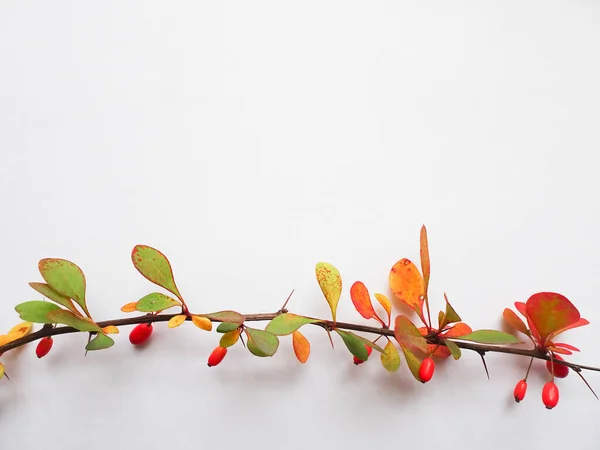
220 329 241 348
315 262 342 322
38 258 89 316
389 259 425 322
381 340 401 372
131 245 183 300
135 293 180 312
192 315 212 331
168 315 187 328
120 302 138 313
203 311 244 325
443 293 461 324
374 293 392 325
420 225 431 297
525 292 583 343
265 313 322 336
292 330 310 363
400 345 422 382
503 308 530 336
350 281 376 320
102 325 119 335
394 315 428 354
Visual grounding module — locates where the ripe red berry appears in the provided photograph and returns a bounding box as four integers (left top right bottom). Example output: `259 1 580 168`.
419 357 435 383
542 381 559 409
513 379 527 402
208 346 227 367
129 323 153 345
546 354 569 378
36 337 53 358
353 345 373 365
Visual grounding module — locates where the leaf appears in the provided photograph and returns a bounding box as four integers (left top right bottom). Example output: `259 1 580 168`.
216 322 240 333
315 262 342 322
525 292 581 342
444 339 461 360
400 345 422 382
292 330 310 363
374 293 392 324
351 333 385 353
442 322 472 338
168 315 187 328
443 293 461 324
192 315 212 331
420 225 431 297
102 325 119 335
120 302 138 313
7 322 33 340
203 311 244 325
514 301 527 317
15 301 63 324
135 293 180 312
265 313 322 336
547 318 590 342
131 245 183 300
86 333 114 351
394 315 428 354
548 347 573 355
452 329 521 344
551 342 580 352
350 281 376 320
438 311 446 329
389 258 425 321
46 310 102 332
335 330 369 361
38 258 88 315
0 362 4 379
381 340 401 372
220 329 241 348
503 308 530 336
245 328 279 357
29 282 78 313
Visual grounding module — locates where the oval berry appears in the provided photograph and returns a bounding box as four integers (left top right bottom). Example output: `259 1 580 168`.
542 381 559 409
36 337 53 358
208 346 227 367
353 345 373 365
513 379 527 403
419 357 435 383
129 323 153 345
546 354 569 378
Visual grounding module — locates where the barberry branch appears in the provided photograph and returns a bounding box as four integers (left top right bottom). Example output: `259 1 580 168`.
1 311 598 374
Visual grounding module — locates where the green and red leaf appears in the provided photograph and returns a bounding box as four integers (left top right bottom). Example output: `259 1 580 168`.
131 245 183 301
394 315 428 354
38 258 89 316
29 282 79 314
525 292 582 343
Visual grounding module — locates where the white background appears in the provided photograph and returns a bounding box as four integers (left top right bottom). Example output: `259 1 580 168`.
1 1 600 448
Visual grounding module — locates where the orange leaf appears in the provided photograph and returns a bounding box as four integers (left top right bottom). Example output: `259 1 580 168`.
350 281 376 320
551 342 580 352
525 292 581 343
121 302 137 313
102 325 119 335
292 330 310 363
394 315 428 354
389 259 425 321
374 293 392 324
503 308 529 336
192 315 212 331
420 225 431 297
547 346 573 355
442 322 472 338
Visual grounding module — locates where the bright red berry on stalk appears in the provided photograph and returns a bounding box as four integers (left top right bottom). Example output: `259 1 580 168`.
36 337 53 358
542 381 559 409
353 345 373 365
129 323 153 345
419 357 435 383
208 346 227 367
546 354 569 378
513 379 527 402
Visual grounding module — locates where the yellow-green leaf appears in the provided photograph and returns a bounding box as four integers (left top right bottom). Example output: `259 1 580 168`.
381 340 401 372
192 315 212 331
400 345 422 382
29 282 78 313
292 330 310 363
394 315 428 354
216 322 239 333
131 245 183 300
444 339 461 360
86 333 114 351
203 310 244 325
315 262 342 322
443 293 461 325
15 301 62 324
46 310 102 332
168 315 187 328
38 258 89 315
245 327 279 357
374 293 392 324
265 313 322 336
454 330 521 344
135 293 180 312
220 329 241 348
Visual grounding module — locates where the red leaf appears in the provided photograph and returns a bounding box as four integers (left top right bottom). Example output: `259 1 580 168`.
389 259 425 322
525 292 581 343
515 302 541 341
350 281 376 320
551 342 580 352
442 322 473 338
547 346 573 356
503 308 529 336
514 302 527 316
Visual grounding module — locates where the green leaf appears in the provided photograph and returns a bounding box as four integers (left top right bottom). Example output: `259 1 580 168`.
444 339 461 360
216 322 240 333
443 293 461 324
394 315 428 354
46 310 102 332
453 330 521 344
400 345 422 382
38 258 88 315
351 333 385 353
86 333 114 351
381 340 401 372
203 310 244 325
335 329 369 361
131 245 183 300
265 313 322 336
245 328 279 357
15 301 63 324
28 282 78 313
315 262 342 322
135 293 180 312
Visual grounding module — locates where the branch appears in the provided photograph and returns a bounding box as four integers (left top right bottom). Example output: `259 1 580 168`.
1 312 598 374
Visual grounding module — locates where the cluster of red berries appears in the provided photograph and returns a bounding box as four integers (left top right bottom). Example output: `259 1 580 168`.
513 355 567 409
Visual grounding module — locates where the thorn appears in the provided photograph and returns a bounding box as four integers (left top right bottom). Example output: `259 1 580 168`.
478 351 490 380
280 289 295 313
4 371 10 381
239 333 246 348
325 327 335 349
575 370 599 400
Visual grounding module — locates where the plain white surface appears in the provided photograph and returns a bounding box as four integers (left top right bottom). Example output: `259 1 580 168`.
1 1 600 448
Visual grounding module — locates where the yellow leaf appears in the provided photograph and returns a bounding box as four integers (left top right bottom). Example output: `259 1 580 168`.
0 362 4 379
220 329 241 348
192 315 212 331
292 330 310 363
315 262 342 322
7 322 33 341
168 315 187 328
121 302 138 313
381 340 401 372
374 293 392 324
102 325 119 335
0 334 10 346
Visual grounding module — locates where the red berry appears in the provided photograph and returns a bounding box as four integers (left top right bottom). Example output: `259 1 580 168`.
546 354 569 378
353 345 373 365
129 323 153 345
419 357 435 383
513 379 527 402
208 346 227 367
36 337 53 358
542 381 559 409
